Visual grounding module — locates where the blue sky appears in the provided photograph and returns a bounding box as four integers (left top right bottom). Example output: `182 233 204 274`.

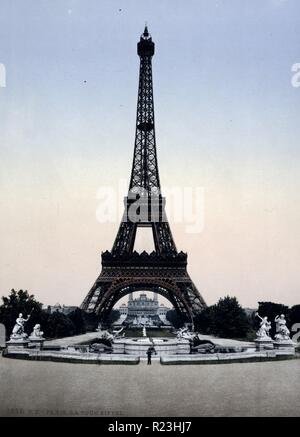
0 0 300 308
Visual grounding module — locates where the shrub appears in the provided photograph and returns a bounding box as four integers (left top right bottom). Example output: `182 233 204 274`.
194 296 251 339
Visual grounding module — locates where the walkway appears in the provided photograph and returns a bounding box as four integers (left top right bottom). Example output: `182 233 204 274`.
0 355 299 416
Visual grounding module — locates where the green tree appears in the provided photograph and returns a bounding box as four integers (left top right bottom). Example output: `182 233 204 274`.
83 312 99 331
106 309 121 326
195 296 252 339
166 309 188 329
68 308 87 335
43 311 75 339
0 289 43 338
194 306 216 335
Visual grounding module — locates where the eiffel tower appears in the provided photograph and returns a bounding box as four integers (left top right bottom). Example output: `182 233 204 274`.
81 27 206 322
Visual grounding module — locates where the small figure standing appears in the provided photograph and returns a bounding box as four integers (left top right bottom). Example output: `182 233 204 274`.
147 346 156 365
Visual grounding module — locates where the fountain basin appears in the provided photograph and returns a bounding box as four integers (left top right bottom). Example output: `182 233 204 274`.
112 337 190 356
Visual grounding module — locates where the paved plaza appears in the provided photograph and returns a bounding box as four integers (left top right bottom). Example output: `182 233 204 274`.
0 355 299 417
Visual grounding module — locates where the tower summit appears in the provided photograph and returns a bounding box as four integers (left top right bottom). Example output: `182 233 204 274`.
130 25 159 195
81 28 206 322
137 25 154 57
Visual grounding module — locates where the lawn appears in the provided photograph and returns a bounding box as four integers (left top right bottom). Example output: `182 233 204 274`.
124 328 175 338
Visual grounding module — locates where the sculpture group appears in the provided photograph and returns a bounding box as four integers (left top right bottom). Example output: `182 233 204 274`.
255 312 293 351
4 310 295 358
7 312 45 350
255 312 291 341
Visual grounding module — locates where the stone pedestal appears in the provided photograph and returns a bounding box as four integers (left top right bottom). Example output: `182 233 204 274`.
112 340 125 354
6 338 29 351
29 336 45 350
273 340 295 353
255 338 274 351
112 337 190 356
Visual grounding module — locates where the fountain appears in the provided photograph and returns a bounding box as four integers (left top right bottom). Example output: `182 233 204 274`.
3 314 296 365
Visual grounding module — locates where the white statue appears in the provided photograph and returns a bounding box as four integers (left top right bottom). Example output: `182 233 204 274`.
255 313 272 339
97 330 114 341
176 327 194 341
98 326 125 342
103 330 114 341
30 324 44 339
274 314 290 341
142 326 147 337
112 326 125 339
11 313 31 339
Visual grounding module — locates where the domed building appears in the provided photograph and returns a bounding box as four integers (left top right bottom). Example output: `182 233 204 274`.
116 292 171 326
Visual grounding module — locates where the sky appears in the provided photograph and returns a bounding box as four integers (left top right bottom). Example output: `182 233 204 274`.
0 0 300 309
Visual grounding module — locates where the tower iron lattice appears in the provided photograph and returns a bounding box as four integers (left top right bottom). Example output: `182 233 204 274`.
81 27 206 322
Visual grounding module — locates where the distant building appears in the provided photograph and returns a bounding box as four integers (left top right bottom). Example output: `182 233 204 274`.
116 293 171 326
47 303 78 315
244 308 257 318
119 303 128 316
128 292 159 317
158 304 169 316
